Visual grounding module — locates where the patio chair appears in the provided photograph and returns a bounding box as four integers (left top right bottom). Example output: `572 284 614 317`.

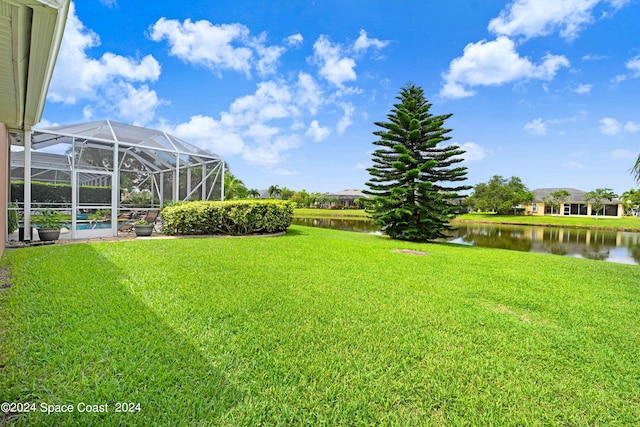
118 223 134 233
142 209 160 224
118 209 160 234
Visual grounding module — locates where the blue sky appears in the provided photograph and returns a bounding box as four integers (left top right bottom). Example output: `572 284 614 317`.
40 0 640 195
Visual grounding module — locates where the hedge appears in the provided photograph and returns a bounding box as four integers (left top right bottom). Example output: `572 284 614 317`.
160 200 294 235
11 181 111 204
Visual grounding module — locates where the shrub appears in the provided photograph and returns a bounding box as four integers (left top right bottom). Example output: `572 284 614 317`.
121 190 153 207
160 200 294 236
11 181 111 204
31 209 64 229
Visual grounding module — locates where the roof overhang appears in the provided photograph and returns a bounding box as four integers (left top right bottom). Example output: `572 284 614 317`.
0 0 69 130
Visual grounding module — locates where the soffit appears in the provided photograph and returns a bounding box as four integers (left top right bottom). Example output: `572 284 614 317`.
0 0 68 130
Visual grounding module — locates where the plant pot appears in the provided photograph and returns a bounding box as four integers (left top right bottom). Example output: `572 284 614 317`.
18 226 34 241
38 228 61 241
134 224 154 237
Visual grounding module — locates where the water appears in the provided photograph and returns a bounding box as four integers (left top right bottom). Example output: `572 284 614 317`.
292 217 380 233
292 217 640 265
63 222 113 230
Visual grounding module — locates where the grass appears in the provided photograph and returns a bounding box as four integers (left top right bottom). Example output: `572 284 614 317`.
0 226 639 425
294 208 369 219
455 213 640 231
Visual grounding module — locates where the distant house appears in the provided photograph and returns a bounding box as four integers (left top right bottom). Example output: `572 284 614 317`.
522 188 623 218
323 189 370 208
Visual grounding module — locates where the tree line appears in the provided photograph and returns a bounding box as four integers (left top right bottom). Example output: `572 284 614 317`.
463 175 640 216
223 172 364 208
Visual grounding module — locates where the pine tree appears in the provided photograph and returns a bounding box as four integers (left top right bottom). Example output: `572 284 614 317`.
364 84 470 241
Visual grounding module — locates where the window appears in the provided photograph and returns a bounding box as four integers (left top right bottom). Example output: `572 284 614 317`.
604 204 619 216
532 203 537 213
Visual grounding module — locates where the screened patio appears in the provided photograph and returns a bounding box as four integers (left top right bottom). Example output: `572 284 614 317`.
9 120 226 240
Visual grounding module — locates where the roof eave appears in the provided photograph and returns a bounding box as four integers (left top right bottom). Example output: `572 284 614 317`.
0 0 69 131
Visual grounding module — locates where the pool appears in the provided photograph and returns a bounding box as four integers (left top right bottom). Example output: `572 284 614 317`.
64 222 113 230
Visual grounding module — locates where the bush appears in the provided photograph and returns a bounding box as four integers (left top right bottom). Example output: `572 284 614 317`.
121 190 153 207
11 181 111 204
160 200 294 236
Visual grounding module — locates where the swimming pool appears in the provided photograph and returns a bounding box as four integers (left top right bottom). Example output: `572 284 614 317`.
64 222 113 230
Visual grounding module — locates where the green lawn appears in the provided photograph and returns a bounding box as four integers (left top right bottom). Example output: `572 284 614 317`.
455 213 640 231
1 226 639 425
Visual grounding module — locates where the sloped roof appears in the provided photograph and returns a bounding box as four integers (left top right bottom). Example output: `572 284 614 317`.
31 120 220 160
532 188 620 203
10 120 224 178
325 189 370 199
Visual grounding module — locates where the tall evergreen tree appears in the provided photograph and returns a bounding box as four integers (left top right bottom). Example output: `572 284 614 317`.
364 84 470 241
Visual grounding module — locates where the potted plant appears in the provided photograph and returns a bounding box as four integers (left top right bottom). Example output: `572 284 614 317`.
134 220 154 237
31 209 64 241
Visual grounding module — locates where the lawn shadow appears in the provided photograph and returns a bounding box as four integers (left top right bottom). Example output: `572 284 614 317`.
284 226 308 236
1 243 242 425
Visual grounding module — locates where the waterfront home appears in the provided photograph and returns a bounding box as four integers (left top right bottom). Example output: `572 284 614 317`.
523 188 623 218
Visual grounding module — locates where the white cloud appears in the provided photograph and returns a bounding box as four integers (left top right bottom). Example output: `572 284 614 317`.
598 117 640 135
150 18 290 77
355 162 367 170
626 55 640 76
582 54 608 61
547 110 588 124
34 119 59 129
572 83 592 94
440 37 569 98
615 55 640 82
242 134 301 166
252 42 286 76
164 75 331 168
305 120 330 142
610 149 636 159
46 3 162 124
49 3 160 108
285 34 303 46
460 142 487 162
624 121 640 132
150 19 252 75
524 118 547 135
111 83 165 126
599 117 622 135
82 106 93 121
243 123 280 144
296 72 323 114
168 115 245 156
488 0 630 41
99 0 117 7
312 35 357 87
337 102 354 134
353 29 390 53
226 81 297 128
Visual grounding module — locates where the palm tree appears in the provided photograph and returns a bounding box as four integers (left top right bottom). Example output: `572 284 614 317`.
620 188 640 215
268 185 281 199
633 155 640 184
224 171 248 199
247 189 260 198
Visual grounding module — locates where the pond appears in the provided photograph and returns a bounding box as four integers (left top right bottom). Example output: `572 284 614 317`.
292 217 640 265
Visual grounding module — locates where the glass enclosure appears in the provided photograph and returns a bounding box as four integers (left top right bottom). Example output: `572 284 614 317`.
8 120 225 241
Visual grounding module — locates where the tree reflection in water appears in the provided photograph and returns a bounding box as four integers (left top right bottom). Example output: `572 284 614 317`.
292 218 640 265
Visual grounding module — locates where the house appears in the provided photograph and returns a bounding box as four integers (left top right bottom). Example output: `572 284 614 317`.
323 189 370 208
522 188 623 218
1 0 70 254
